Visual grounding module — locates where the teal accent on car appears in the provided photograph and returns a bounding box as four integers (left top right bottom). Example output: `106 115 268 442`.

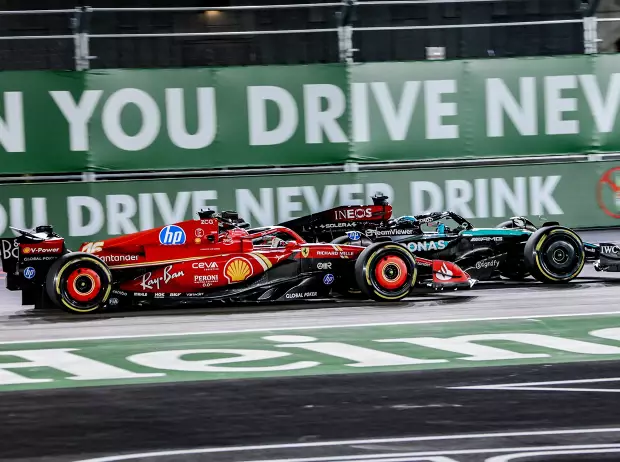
461 228 531 237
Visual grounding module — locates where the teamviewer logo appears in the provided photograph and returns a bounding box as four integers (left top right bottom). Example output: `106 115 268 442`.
159 225 186 245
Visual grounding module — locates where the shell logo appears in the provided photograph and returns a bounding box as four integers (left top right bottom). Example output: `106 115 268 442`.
22 247 31 254
224 257 253 283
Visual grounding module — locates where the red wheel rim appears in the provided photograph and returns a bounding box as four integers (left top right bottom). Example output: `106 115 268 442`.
66 268 101 302
374 255 408 290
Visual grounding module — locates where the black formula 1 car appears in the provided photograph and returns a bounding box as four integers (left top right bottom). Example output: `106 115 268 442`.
0 209 475 314
278 194 620 283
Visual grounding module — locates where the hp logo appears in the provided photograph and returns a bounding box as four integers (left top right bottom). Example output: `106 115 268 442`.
346 231 362 241
323 273 334 285
159 225 186 245
23 267 35 279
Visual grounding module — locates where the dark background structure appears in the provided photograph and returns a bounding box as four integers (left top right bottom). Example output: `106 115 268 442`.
0 0 601 70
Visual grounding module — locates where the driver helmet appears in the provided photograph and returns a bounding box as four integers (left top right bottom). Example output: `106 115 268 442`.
396 215 418 224
437 223 446 234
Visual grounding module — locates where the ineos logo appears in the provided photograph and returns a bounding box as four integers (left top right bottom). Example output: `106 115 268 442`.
1 240 18 261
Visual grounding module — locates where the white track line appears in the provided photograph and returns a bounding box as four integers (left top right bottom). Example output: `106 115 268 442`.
249 445 620 462
3 310 620 345
72 429 620 462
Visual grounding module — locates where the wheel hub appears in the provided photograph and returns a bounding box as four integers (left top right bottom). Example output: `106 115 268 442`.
66 268 102 303
374 255 408 290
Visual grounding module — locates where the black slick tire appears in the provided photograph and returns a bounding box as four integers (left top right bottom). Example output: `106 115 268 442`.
354 242 417 302
523 226 585 283
45 252 113 314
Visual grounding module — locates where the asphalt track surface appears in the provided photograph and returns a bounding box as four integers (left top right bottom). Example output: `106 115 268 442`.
1 229 620 462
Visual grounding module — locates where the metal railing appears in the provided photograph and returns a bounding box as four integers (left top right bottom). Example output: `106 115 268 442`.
0 0 602 69
0 0 608 182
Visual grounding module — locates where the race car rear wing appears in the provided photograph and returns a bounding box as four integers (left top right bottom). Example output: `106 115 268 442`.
278 204 392 242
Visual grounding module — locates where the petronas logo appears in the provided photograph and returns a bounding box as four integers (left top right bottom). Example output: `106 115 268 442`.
224 257 253 282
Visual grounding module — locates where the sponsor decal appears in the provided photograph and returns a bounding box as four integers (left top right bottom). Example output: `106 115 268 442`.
139 265 184 291
346 231 362 241
323 273 335 285
134 293 148 297
22 247 31 254
185 292 203 297
194 275 218 284
101 254 139 263
195 228 204 238
475 259 500 270
24 246 62 254
416 259 432 267
22 256 57 262
285 291 318 299
23 267 35 279
81 241 104 253
317 250 339 257
108 298 119 306
192 261 219 270
435 262 453 281
224 257 253 283
602 245 620 255
169 293 181 297
1 240 18 261
200 219 215 225
301 247 310 258
154 293 165 298
319 223 357 229
317 262 332 270
112 290 128 296
417 216 436 223
334 208 372 221
368 228 419 236
159 225 186 245
194 238 201 244
471 236 503 242
597 166 620 219
407 240 447 252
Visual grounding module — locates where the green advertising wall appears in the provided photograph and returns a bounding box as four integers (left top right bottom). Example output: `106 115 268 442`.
4 54 620 174
1 160 619 248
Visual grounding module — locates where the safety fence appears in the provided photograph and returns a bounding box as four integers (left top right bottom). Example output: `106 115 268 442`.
0 1 595 71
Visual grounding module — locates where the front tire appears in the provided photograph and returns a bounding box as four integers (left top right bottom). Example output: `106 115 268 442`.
524 226 585 283
354 242 417 301
45 252 112 314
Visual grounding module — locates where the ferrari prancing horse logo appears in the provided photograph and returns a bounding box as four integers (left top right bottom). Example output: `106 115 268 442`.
301 247 310 258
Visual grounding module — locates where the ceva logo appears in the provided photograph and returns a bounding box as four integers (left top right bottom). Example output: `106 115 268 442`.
159 225 186 245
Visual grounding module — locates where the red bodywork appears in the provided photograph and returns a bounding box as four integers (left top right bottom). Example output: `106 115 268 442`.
66 217 472 294
74 219 367 294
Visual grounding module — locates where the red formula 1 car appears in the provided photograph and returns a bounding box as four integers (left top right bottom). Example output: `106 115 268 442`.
0 210 475 314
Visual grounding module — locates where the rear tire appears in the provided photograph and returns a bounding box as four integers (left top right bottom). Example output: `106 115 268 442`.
524 226 585 283
45 252 112 314
354 242 417 302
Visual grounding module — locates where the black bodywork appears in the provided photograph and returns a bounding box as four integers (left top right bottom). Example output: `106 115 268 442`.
279 195 617 282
